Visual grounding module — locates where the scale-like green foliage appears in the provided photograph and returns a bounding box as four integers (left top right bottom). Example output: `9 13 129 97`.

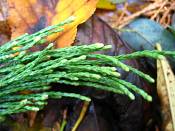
0 17 175 120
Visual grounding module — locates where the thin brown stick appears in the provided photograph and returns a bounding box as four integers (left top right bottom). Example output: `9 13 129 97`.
151 0 168 20
160 3 175 25
115 2 128 27
117 2 162 28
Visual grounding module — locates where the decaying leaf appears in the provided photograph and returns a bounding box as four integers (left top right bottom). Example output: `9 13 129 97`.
6 0 98 48
156 44 175 131
7 0 59 38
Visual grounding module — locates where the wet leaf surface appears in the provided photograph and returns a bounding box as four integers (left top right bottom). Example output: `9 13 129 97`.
120 18 175 68
120 18 175 51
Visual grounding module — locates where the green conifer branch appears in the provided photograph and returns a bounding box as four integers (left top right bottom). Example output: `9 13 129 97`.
0 17 175 119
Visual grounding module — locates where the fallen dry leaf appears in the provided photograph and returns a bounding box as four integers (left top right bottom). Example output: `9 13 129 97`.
156 44 175 131
0 0 11 45
50 0 99 47
7 0 58 38
6 0 98 48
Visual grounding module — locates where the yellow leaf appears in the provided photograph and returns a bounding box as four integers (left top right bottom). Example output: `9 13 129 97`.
97 0 116 10
50 0 99 48
54 28 77 48
156 44 175 131
7 0 58 39
6 0 98 48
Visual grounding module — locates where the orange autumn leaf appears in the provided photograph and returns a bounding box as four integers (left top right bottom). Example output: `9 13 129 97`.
0 0 11 44
6 0 98 48
7 0 57 38
50 0 99 48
